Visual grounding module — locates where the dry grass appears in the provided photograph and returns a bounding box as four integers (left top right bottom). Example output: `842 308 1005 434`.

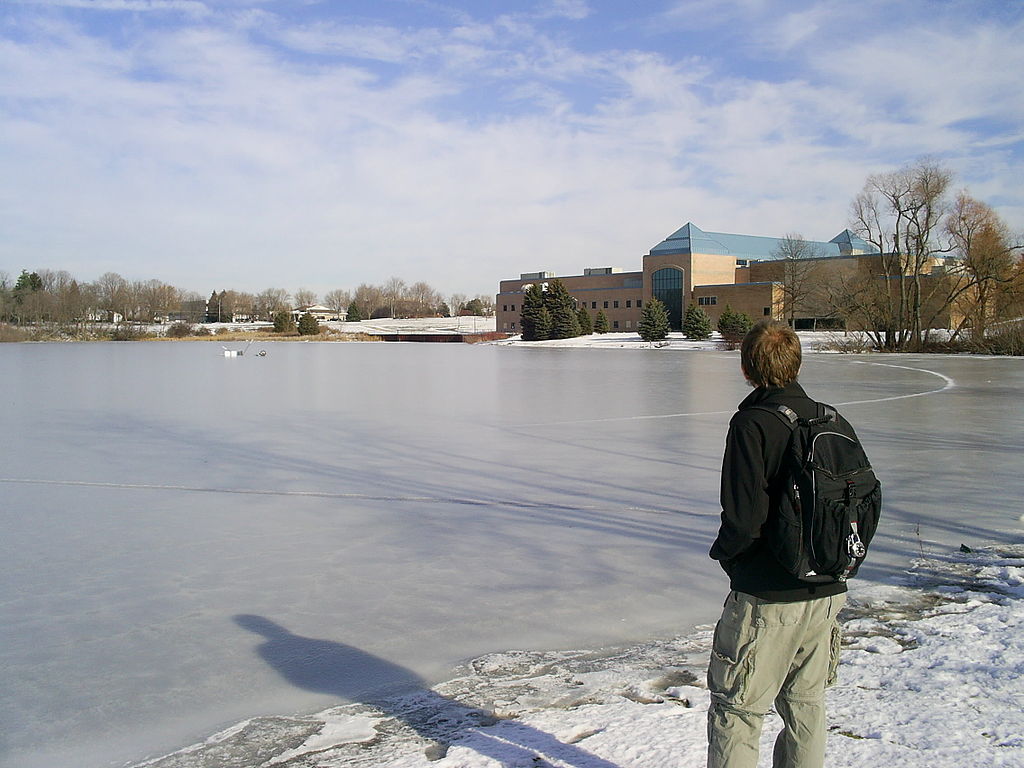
153 329 382 342
0 323 35 342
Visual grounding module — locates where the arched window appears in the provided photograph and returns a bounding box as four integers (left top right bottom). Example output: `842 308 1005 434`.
652 267 684 330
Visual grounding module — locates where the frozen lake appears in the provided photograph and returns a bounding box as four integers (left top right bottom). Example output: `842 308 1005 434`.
1 341 1022 768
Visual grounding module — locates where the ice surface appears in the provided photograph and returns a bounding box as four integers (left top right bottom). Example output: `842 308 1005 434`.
134 545 1024 768
1 340 1022 767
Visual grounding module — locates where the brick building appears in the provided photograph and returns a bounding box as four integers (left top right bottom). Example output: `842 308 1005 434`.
495 222 880 334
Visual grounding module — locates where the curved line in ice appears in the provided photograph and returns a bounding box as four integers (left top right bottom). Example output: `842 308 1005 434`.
520 361 956 427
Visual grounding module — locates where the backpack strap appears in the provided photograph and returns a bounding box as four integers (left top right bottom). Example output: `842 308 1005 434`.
752 402 838 428
806 404 837 426
750 404 800 429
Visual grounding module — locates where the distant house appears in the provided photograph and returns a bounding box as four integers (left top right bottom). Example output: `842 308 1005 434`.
292 304 344 322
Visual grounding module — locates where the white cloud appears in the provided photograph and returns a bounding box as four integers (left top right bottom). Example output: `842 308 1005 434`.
533 0 591 21
11 0 209 15
0 2 1021 296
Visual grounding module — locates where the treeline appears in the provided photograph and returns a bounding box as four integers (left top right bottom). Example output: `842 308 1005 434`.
339 278 492 322
0 270 494 329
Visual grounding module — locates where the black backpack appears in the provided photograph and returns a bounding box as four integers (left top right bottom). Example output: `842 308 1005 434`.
754 402 881 583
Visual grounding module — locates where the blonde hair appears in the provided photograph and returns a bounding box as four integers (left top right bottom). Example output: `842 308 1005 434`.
740 320 802 388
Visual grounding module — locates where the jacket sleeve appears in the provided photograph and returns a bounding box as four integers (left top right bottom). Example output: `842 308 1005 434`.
710 418 769 572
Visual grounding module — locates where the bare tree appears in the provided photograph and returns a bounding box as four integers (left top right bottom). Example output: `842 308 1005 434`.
293 288 318 309
138 280 181 322
353 283 385 319
848 159 954 350
407 281 441 316
447 293 467 318
323 288 350 320
382 276 407 317
942 193 1019 339
95 272 129 323
255 288 290 321
0 271 11 322
770 233 825 327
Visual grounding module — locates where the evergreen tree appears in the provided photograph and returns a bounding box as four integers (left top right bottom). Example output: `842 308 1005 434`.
346 301 364 322
576 307 592 335
462 297 485 316
297 312 321 335
638 297 671 342
717 304 753 344
206 290 220 323
544 279 581 339
683 303 713 340
13 270 42 298
594 310 610 334
520 283 546 340
535 305 553 341
273 310 296 333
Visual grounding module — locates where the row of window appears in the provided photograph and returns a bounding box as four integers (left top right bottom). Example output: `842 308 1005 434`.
501 299 643 313
504 296 772 318
697 297 771 317
503 319 630 331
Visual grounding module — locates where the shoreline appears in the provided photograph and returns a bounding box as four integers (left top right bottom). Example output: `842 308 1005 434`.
133 542 1024 768
3 318 1021 357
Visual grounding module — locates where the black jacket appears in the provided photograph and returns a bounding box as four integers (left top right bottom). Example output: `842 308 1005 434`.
710 381 848 602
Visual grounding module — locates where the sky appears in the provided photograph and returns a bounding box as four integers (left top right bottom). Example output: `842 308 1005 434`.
1 0 1022 300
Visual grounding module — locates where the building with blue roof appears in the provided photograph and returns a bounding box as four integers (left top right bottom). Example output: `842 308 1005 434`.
495 221 915 334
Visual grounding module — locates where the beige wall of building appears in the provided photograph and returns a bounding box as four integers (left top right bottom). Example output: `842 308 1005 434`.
494 223 957 336
690 283 778 325
496 269 645 333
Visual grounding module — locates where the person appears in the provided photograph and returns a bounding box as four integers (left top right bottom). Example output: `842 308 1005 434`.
707 319 845 768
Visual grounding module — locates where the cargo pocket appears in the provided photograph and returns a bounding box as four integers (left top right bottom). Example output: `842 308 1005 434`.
825 621 842 688
707 594 757 706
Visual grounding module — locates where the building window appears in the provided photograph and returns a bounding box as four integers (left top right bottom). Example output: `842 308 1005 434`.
763 307 771 316
698 296 717 306
502 305 508 312
652 267 684 330
625 320 632 329
626 300 632 308
637 299 642 308
603 301 609 309
613 300 619 309
613 320 620 329
591 301 597 309
511 304 516 312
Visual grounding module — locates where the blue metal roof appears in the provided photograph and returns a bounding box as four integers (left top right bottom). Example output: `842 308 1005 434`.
829 229 876 254
648 223 877 261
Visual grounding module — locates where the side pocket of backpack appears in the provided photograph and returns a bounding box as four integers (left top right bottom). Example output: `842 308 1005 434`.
812 494 853 577
767 483 804 575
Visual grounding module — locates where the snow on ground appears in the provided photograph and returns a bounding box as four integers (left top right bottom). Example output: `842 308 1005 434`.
176 313 886 353
140 544 1024 768
338 317 868 351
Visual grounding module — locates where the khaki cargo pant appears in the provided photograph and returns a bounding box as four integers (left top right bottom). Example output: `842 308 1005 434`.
707 591 844 768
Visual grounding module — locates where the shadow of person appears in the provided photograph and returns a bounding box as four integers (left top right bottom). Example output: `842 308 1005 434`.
233 615 623 767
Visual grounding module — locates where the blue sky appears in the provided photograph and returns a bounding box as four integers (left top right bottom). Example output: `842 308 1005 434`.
1 0 1022 299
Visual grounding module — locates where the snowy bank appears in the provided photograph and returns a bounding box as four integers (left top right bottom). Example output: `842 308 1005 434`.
491 329 875 353
139 544 1024 768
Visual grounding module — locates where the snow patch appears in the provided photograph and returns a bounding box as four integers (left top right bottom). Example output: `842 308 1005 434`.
138 545 1024 768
